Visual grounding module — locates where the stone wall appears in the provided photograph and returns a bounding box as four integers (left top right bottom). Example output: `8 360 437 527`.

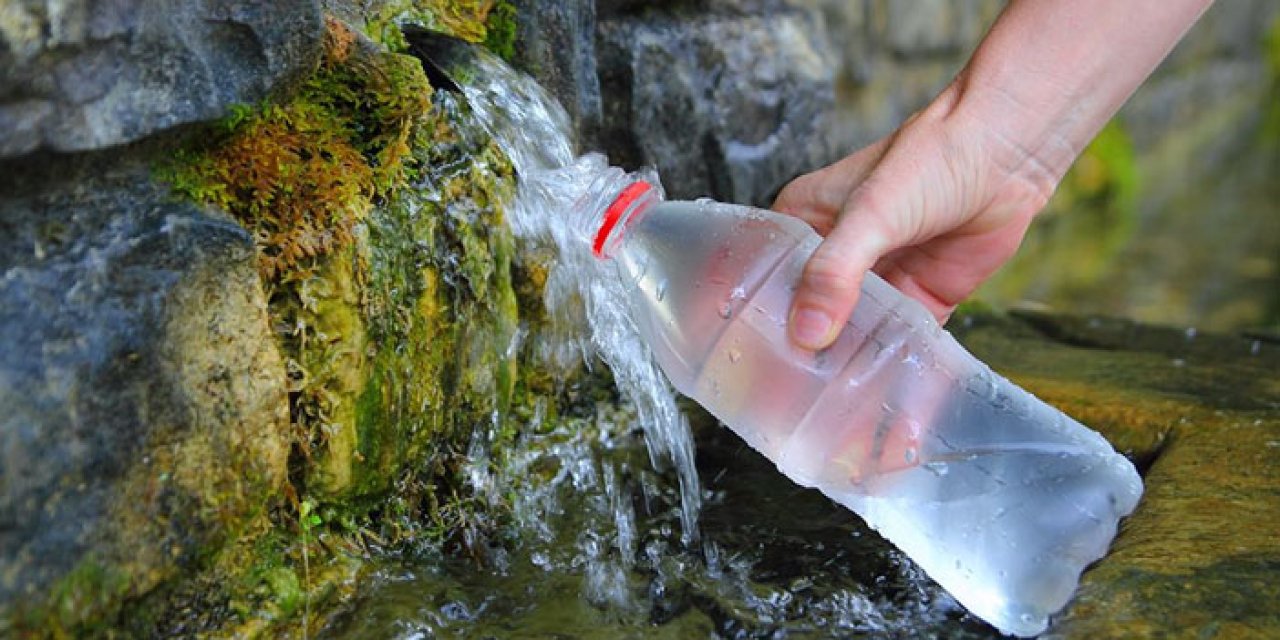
514 0 1278 206
0 2 539 635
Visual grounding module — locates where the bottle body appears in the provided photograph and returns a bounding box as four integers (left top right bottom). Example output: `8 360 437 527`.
605 196 1143 637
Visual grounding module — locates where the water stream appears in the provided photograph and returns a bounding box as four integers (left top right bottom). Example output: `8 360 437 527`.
445 42 703 548
320 45 981 638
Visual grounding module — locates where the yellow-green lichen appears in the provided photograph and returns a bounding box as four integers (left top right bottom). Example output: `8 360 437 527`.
364 0 518 59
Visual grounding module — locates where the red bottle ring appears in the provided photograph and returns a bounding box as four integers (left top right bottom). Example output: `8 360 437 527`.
593 181 653 258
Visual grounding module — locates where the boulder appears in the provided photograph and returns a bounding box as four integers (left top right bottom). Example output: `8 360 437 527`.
0 0 324 158
595 5 838 205
0 154 290 629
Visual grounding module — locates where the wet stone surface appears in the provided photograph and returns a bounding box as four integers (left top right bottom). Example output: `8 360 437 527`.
954 311 1280 638
320 310 1280 638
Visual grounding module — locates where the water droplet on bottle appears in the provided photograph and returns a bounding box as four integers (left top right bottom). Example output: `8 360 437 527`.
730 286 746 300
718 302 732 319
903 447 917 464
728 348 742 363
1020 613 1036 625
655 280 668 301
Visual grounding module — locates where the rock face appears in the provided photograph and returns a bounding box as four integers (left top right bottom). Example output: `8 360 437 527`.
0 154 290 626
594 4 837 205
0 0 324 158
951 311 1280 638
1 7 532 633
0 0 325 630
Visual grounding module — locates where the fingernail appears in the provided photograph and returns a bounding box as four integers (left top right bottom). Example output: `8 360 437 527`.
791 308 833 349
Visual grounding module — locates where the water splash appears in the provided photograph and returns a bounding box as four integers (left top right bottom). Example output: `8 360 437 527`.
447 46 703 544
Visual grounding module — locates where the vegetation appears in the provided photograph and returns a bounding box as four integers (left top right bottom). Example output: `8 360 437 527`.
365 0 519 59
146 9 548 636
164 17 431 281
977 120 1140 304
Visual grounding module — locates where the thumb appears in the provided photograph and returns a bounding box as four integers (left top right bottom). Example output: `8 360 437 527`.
787 201 897 351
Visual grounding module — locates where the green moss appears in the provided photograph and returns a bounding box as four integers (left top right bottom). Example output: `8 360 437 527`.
162 16 431 281
8 558 133 637
483 1 519 60
364 0 518 58
143 8 573 634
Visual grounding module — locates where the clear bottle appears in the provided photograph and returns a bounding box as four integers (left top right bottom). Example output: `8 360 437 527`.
588 179 1144 637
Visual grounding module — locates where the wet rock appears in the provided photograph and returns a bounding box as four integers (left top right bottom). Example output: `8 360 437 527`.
0 153 290 629
509 0 601 142
951 310 1280 638
595 6 838 204
0 0 324 159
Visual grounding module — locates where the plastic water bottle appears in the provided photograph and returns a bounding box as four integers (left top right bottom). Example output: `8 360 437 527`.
586 178 1144 637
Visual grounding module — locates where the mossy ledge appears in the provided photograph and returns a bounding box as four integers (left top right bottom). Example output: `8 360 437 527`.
4 8 570 636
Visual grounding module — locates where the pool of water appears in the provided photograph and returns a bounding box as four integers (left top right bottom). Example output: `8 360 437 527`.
321 402 1000 639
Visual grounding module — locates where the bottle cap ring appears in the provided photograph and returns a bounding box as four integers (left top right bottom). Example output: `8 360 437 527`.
594 181 653 258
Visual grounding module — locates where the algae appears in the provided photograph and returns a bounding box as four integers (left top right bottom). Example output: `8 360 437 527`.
137 9 549 637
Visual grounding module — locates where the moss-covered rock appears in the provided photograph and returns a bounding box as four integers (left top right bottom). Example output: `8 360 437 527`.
949 310 1280 638
130 10 551 637
0 157 291 635
1 3 550 634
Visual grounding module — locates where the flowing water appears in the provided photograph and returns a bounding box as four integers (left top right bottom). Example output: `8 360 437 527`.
319 45 993 638
445 44 703 546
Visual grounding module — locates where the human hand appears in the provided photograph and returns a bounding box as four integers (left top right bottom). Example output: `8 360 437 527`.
773 86 1053 350
771 0 1210 352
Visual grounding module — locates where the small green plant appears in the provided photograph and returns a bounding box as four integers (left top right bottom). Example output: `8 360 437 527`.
298 499 322 637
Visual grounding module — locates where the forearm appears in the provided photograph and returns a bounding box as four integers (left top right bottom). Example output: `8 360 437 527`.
945 0 1213 195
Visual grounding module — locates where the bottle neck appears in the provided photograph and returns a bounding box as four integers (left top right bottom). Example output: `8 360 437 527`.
593 180 659 260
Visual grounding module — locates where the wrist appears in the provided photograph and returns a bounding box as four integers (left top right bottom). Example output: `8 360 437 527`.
909 80 1061 226
933 0 1213 221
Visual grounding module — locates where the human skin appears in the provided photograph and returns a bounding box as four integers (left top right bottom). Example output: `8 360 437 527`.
774 0 1215 351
